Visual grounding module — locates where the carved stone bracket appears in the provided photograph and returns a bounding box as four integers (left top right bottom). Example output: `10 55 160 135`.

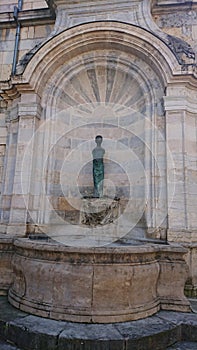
80 198 120 227
167 34 196 65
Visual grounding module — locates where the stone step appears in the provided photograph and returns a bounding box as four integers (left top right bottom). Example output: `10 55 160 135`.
0 296 197 350
167 342 197 349
189 298 197 313
0 339 21 350
1 338 197 350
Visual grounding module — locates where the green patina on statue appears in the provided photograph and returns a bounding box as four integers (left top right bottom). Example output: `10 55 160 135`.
92 135 105 198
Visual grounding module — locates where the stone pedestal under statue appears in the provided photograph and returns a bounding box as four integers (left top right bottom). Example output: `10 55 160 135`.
80 197 120 226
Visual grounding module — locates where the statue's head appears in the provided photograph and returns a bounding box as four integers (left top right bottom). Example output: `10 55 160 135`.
95 135 103 146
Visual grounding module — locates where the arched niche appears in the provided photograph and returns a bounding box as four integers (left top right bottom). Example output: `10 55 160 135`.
20 21 180 94
3 22 180 242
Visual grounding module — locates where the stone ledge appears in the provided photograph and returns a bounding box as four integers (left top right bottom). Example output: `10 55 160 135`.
0 340 21 350
168 342 197 350
0 9 55 29
152 1 197 15
0 297 197 350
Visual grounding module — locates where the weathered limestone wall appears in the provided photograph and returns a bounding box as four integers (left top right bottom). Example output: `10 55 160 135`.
164 80 197 296
0 0 197 294
152 0 197 296
0 0 48 13
0 234 14 295
0 0 54 215
41 54 160 237
0 24 53 81
152 2 197 49
165 87 197 237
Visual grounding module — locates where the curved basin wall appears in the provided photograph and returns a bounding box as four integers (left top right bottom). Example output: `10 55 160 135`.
8 239 190 323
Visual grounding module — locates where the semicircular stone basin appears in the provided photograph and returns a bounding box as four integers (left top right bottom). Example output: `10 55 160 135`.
8 238 190 323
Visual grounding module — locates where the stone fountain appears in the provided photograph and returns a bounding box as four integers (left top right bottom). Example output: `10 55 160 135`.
7 136 190 323
0 6 196 346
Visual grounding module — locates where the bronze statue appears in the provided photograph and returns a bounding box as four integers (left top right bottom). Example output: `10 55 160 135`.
92 135 105 197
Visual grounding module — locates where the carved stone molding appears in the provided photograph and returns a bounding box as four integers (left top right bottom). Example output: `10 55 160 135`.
167 34 195 65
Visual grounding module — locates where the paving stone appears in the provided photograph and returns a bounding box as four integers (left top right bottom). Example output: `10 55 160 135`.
7 315 67 350
189 299 197 313
0 339 21 350
0 297 27 322
114 315 180 350
167 341 197 349
0 297 27 339
158 311 197 341
58 322 124 350
158 311 197 325
0 297 197 350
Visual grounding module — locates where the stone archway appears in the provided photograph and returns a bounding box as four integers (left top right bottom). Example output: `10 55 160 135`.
0 22 180 242
0 20 194 320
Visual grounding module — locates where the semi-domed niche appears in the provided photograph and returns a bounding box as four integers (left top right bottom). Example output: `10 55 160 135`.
26 45 168 247
8 22 191 324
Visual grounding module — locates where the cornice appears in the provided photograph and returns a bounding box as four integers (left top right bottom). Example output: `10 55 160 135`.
152 0 197 15
0 8 55 29
0 82 20 102
164 82 197 112
0 78 35 102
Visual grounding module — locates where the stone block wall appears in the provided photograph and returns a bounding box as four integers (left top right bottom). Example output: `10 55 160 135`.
0 0 197 293
0 0 48 13
0 0 54 81
152 1 197 63
0 234 14 295
0 25 53 81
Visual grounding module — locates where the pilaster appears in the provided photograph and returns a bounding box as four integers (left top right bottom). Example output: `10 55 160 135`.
164 83 197 240
2 93 42 236
164 82 197 297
